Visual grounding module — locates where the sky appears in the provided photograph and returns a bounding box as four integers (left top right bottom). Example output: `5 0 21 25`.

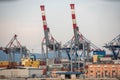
0 0 120 53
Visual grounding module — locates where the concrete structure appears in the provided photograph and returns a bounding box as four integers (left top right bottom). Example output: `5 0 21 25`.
56 72 83 79
0 68 43 78
86 64 120 78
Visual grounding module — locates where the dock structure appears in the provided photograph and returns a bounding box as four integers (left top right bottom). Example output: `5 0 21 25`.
0 2 120 80
39 3 120 79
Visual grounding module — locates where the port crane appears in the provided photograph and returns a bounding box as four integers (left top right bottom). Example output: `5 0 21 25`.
104 34 120 59
0 34 29 68
62 4 102 71
40 5 61 64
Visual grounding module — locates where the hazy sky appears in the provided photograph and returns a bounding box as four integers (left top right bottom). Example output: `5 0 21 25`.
0 0 120 53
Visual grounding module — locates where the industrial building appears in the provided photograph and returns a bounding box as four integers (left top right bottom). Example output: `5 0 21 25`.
0 68 43 78
86 64 120 78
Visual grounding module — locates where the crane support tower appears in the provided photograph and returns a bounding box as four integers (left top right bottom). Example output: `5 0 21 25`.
40 5 49 60
40 5 61 65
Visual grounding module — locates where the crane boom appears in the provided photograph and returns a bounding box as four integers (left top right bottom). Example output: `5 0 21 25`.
40 5 61 66
104 34 120 59
40 5 50 49
70 4 79 46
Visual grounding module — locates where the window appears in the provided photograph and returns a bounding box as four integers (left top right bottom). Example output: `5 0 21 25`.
65 74 70 79
97 71 100 73
90 70 93 73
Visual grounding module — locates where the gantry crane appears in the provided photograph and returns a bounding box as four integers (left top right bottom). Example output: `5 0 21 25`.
62 4 102 71
0 34 29 68
40 5 61 64
104 34 120 59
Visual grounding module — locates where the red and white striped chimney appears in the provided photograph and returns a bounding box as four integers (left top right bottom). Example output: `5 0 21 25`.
70 4 77 30
40 5 47 31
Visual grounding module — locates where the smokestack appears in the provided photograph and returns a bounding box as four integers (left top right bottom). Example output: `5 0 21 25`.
70 4 77 30
40 5 47 31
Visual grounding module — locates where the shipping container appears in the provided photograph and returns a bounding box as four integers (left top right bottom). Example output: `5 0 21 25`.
93 51 106 56
93 55 98 63
100 57 112 61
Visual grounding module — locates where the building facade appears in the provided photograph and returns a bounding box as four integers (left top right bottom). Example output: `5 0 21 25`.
86 64 120 78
